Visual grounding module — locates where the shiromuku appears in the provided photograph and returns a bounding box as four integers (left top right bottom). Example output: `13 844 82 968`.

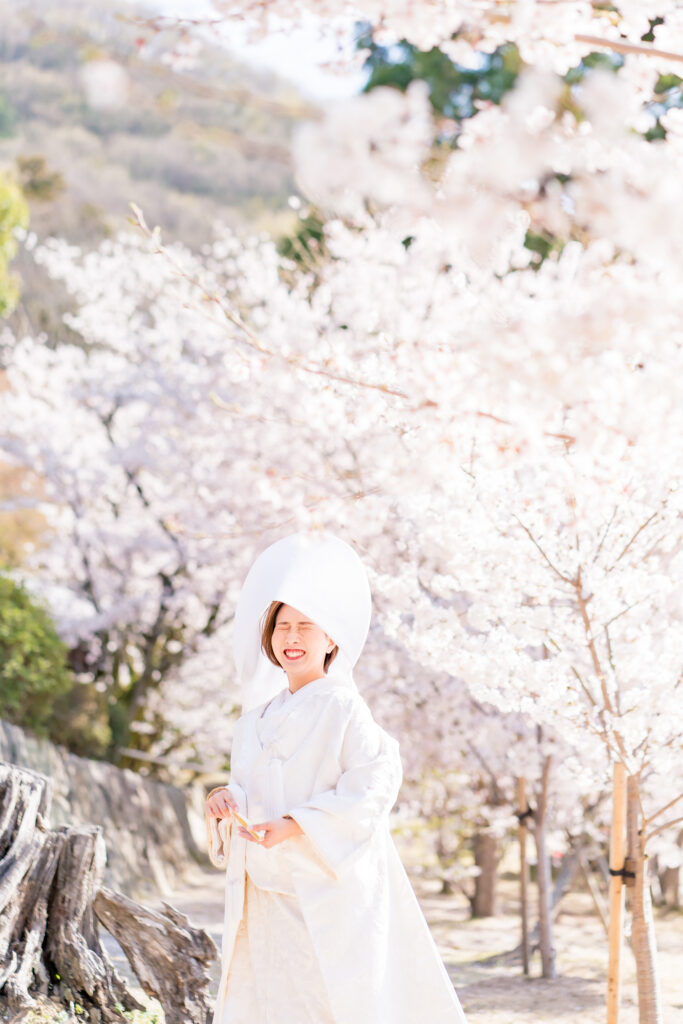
205 531 468 1024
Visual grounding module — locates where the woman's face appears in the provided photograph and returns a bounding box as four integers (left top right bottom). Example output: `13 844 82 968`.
271 603 336 682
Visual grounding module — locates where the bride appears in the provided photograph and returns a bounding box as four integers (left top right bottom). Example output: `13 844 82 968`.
205 531 468 1024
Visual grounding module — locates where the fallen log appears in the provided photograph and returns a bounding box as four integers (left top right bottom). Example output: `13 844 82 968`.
0 761 217 1023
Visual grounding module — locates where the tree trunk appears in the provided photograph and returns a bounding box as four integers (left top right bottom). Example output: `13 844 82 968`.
577 850 609 935
472 831 498 917
0 761 217 1024
626 773 662 1024
659 864 680 908
93 887 218 1024
435 826 455 894
533 754 556 979
516 777 530 976
657 829 682 909
0 763 140 1020
476 847 579 967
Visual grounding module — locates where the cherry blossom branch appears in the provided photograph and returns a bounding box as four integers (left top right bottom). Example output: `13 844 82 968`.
574 565 630 763
209 390 309 429
99 408 186 564
475 410 575 448
129 202 409 401
608 507 663 571
163 479 383 542
466 740 504 804
592 505 618 565
602 598 649 631
570 666 598 708
574 33 683 65
511 514 573 584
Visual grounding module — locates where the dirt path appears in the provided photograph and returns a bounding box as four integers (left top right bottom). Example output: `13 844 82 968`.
125 863 683 1024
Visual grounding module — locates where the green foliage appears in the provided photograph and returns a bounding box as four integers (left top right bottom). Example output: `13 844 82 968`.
524 228 566 266
0 172 29 316
16 154 66 201
359 27 522 123
641 16 665 43
277 206 326 269
655 73 683 94
0 575 74 736
563 49 624 86
562 46 679 143
645 71 683 141
0 575 112 758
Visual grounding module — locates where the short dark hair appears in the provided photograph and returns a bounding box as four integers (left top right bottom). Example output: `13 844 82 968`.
260 600 339 672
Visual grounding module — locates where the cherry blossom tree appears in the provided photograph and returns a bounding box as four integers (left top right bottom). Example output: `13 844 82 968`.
3 2 683 1019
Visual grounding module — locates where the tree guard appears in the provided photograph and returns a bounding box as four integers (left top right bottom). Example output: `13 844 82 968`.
0 762 217 1023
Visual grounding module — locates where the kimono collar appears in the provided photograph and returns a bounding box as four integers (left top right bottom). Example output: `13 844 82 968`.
286 674 348 703
256 674 349 731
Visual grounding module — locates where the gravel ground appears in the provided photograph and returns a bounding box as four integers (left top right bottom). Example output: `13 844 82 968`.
129 862 683 1024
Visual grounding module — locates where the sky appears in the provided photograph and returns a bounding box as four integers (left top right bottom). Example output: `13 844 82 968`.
133 0 368 98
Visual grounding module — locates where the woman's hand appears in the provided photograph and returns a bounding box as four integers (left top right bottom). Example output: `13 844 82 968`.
238 816 304 848
205 786 239 819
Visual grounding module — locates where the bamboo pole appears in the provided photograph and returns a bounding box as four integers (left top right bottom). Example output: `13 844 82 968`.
607 762 627 1024
517 777 530 976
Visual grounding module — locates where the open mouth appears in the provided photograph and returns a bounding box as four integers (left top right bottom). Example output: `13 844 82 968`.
283 649 305 661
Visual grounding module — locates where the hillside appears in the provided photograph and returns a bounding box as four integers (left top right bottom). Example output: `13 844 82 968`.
0 0 313 335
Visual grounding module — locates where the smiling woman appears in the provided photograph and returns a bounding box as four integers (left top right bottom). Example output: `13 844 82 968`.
204 531 468 1024
261 600 339 690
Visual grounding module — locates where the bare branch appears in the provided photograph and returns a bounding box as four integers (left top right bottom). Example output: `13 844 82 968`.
645 815 683 845
466 740 505 805
592 505 618 564
475 410 575 447
511 513 574 584
644 792 683 828
602 598 650 631
571 665 598 708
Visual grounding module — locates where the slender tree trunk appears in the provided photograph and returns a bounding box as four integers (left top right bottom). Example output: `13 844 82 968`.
435 827 455 894
658 830 682 908
577 850 609 935
533 754 556 979
516 777 530 975
659 864 680 908
472 831 498 917
476 845 579 968
626 773 662 1024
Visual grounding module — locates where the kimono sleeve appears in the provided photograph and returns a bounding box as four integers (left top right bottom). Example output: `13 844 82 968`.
205 717 247 870
286 696 403 880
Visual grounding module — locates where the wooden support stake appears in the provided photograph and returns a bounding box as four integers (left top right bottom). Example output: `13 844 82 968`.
607 761 627 1024
516 777 530 976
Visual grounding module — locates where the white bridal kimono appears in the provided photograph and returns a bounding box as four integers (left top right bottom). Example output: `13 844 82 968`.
205 673 468 1024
